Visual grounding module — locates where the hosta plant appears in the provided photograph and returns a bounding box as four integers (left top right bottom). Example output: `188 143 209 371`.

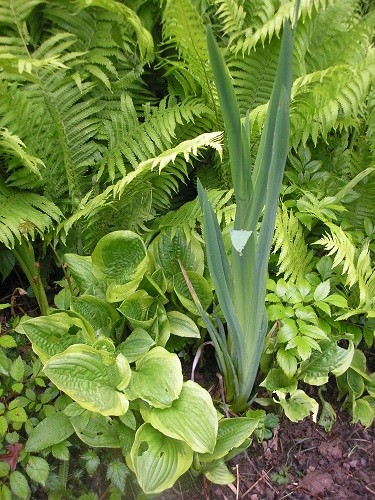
15 230 262 495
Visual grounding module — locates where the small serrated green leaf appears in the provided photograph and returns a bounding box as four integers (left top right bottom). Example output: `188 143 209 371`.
26 456 49 486
313 280 330 301
51 442 70 461
276 348 298 378
0 415 8 436
0 335 17 348
106 460 129 491
7 406 27 423
10 471 30 499
10 357 25 382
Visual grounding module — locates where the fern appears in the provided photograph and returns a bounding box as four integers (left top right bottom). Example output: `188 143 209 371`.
316 223 357 287
0 0 45 25
273 203 314 282
0 181 61 248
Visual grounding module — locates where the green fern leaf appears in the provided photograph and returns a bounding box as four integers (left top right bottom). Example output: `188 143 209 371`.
273 203 314 282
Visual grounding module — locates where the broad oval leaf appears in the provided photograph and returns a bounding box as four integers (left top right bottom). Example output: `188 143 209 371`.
15 313 94 363
72 295 120 334
124 347 183 408
167 311 200 338
150 228 204 282
44 345 131 416
64 254 98 293
275 390 319 423
116 328 155 363
203 459 235 485
141 380 218 453
118 291 156 329
199 417 259 462
25 413 74 452
91 230 148 285
300 340 354 385
173 271 213 314
127 423 193 495
70 410 121 448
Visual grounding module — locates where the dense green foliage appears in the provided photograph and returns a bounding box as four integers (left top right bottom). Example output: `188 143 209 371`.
0 0 374 497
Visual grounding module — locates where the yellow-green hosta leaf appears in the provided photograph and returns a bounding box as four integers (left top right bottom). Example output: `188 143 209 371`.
63 254 97 293
352 398 374 428
199 417 259 462
15 313 94 363
167 311 200 338
203 460 235 485
70 410 121 448
118 291 156 329
275 390 319 422
44 345 131 416
92 230 148 286
124 347 183 408
72 295 120 333
141 380 218 453
116 328 155 363
127 423 193 495
173 271 213 315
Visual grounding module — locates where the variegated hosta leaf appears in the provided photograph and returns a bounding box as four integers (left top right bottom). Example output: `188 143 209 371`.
44 345 131 416
72 295 120 334
63 254 99 294
203 460 235 485
116 328 155 363
127 423 193 495
69 410 121 448
141 380 218 453
118 290 156 329
167 310 200 338
15 312 94 363
199 416 259 462
173 271 213 314
124 347 183 408
91 230 149 302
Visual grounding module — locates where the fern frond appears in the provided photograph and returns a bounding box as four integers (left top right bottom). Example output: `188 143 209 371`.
162 0 217 110
251 56 375 147
315 223 357 287
0 128 44 179
75 0 154 61
113 130 223 199
98 95 210 181
214 0 246 47
232 0 328 54
273 203 314 282
0 181 61 248
0 0 45 24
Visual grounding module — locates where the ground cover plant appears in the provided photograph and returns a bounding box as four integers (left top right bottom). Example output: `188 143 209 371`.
0 0 374 497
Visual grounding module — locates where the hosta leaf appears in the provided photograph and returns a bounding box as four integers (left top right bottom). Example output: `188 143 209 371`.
118 291 156 328
124 347 183 408
116 328 155 363
275 390 319 422
15 313 94 363
151 229 204 281
64 254 98 293
203 460 235 485
199 417 259 462
352 399 374 428
127 423 193 495
91 230 148 285
173 271 213 314
141 380 217 453
25 456 49 486
70 411 120 448
300 340 354 385
44 345 131 416
72 295 120 334
167 311 200 338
